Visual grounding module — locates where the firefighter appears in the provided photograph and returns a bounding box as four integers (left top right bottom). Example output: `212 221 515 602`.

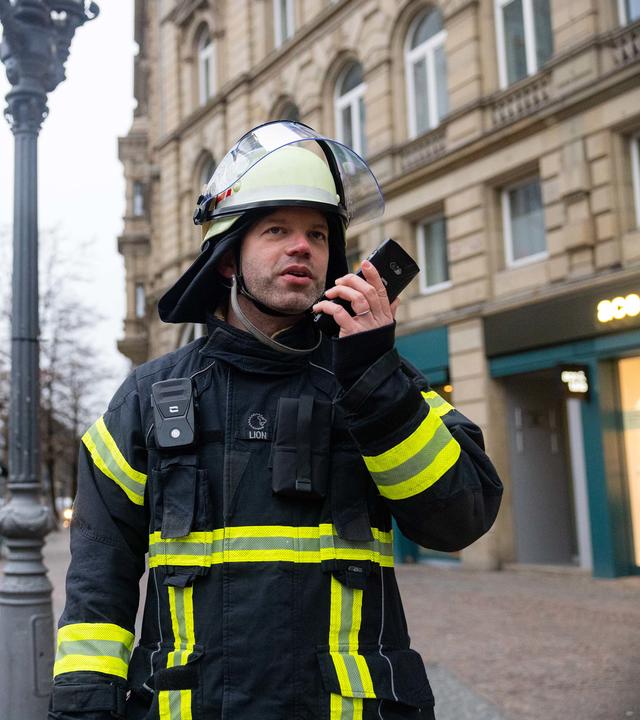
49 121 503 720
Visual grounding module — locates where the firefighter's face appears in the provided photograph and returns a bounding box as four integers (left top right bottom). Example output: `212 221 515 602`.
236 207 330 314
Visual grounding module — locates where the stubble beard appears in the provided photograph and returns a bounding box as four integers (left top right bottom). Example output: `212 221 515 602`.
242 267 325 315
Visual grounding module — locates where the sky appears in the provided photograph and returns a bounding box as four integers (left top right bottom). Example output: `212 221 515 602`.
0 2 136 401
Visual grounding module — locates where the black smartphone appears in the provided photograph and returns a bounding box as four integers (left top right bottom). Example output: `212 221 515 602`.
313 238 419 336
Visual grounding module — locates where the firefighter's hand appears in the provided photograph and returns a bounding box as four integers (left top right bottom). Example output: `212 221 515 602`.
312 260 399 338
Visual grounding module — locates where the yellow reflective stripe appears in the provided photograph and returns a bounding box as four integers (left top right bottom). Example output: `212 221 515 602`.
184 585 195 650
328 577 376 713
181 690 193 720
376 438 461 500
225 525 323 539
159 692 170 720
330 693 343 720
363 410 440 474
53 655 129 679
350 591 374 697
82 416 146 506
421 390 455 418
148 526 392 546
56 622 134 648
54 622 134 679
95 416 146 484
167 586 181 669
363 400 462 500
330 694 362 720
147 526 394 569
329 576 352 695
165 585 195 720
147 548 393 568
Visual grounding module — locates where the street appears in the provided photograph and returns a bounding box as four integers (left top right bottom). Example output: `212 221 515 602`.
28 530 639 720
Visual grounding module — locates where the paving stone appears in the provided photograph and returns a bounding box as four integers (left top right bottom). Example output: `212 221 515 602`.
426 663 508 720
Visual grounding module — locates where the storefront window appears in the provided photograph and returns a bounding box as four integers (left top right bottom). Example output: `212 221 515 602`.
619 356 640 567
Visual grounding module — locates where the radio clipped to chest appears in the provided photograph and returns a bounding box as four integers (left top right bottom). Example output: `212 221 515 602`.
151 378 196 449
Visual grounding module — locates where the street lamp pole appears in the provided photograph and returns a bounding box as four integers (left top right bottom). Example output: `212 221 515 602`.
0 1 98 717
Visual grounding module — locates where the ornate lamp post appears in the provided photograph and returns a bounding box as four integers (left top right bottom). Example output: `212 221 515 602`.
0 1 98 716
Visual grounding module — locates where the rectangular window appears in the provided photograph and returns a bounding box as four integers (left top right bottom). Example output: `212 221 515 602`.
619 0 640 24
417 216 450 292
135 283 145 319
133 182 145 217
274 0 294 47
632 136 640 228
502 177 547 266
496 0 553 87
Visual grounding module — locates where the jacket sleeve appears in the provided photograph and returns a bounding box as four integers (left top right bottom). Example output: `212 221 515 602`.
333 325 503 552
49 373 148 720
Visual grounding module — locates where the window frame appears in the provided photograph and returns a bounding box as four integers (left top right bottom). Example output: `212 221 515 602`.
405 11 448 138
495 0 552 89
501 175 548 268
274 0 295 48
197 30 215 106
135 283 146 319
199 156 216 191
132 181 145 217
631 134 640 229
416 213 451 294
618 0 640 25
334 64 367 157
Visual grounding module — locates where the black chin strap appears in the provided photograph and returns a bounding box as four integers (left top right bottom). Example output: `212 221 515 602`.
230 276 322 355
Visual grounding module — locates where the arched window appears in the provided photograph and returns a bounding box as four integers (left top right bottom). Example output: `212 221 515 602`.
278 101 301 122
197 28 215 105
335 63 366 157
405 8 448 138
199 154 216 192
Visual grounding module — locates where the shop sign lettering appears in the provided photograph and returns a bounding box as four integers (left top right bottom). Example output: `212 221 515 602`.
596 293 640 323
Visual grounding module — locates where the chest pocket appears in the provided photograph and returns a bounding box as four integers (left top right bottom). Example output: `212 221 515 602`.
149 451 214 587
270 395 332 500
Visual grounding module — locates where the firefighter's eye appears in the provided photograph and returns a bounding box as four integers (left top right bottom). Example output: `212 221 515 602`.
309 230 328 243
265 226 286 236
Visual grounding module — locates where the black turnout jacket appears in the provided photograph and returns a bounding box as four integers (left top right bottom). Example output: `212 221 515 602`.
49 317 502 720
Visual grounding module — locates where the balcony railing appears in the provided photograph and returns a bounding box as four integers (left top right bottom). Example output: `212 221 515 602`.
399 128 447 173
490 71 552 128
612 21 640 67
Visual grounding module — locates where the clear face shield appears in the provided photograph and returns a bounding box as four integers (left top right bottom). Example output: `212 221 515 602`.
193 121 385 228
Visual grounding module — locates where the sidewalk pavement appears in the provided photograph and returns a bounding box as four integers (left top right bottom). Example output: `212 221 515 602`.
30 529 640 720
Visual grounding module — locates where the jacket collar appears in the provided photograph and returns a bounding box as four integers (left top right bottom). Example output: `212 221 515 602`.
200 315 321 375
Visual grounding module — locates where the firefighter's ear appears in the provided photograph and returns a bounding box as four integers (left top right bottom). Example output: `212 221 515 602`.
216 249 236 279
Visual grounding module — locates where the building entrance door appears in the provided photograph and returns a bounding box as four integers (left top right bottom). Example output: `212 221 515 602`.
505 372 577 564
618 356 640 569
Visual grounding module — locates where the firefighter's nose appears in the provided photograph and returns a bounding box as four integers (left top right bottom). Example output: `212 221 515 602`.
286 231 312 255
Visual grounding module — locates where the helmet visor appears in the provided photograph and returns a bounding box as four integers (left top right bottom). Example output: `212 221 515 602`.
205 121 384 226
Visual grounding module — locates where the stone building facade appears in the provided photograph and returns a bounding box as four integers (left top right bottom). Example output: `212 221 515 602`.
118 0 640 577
